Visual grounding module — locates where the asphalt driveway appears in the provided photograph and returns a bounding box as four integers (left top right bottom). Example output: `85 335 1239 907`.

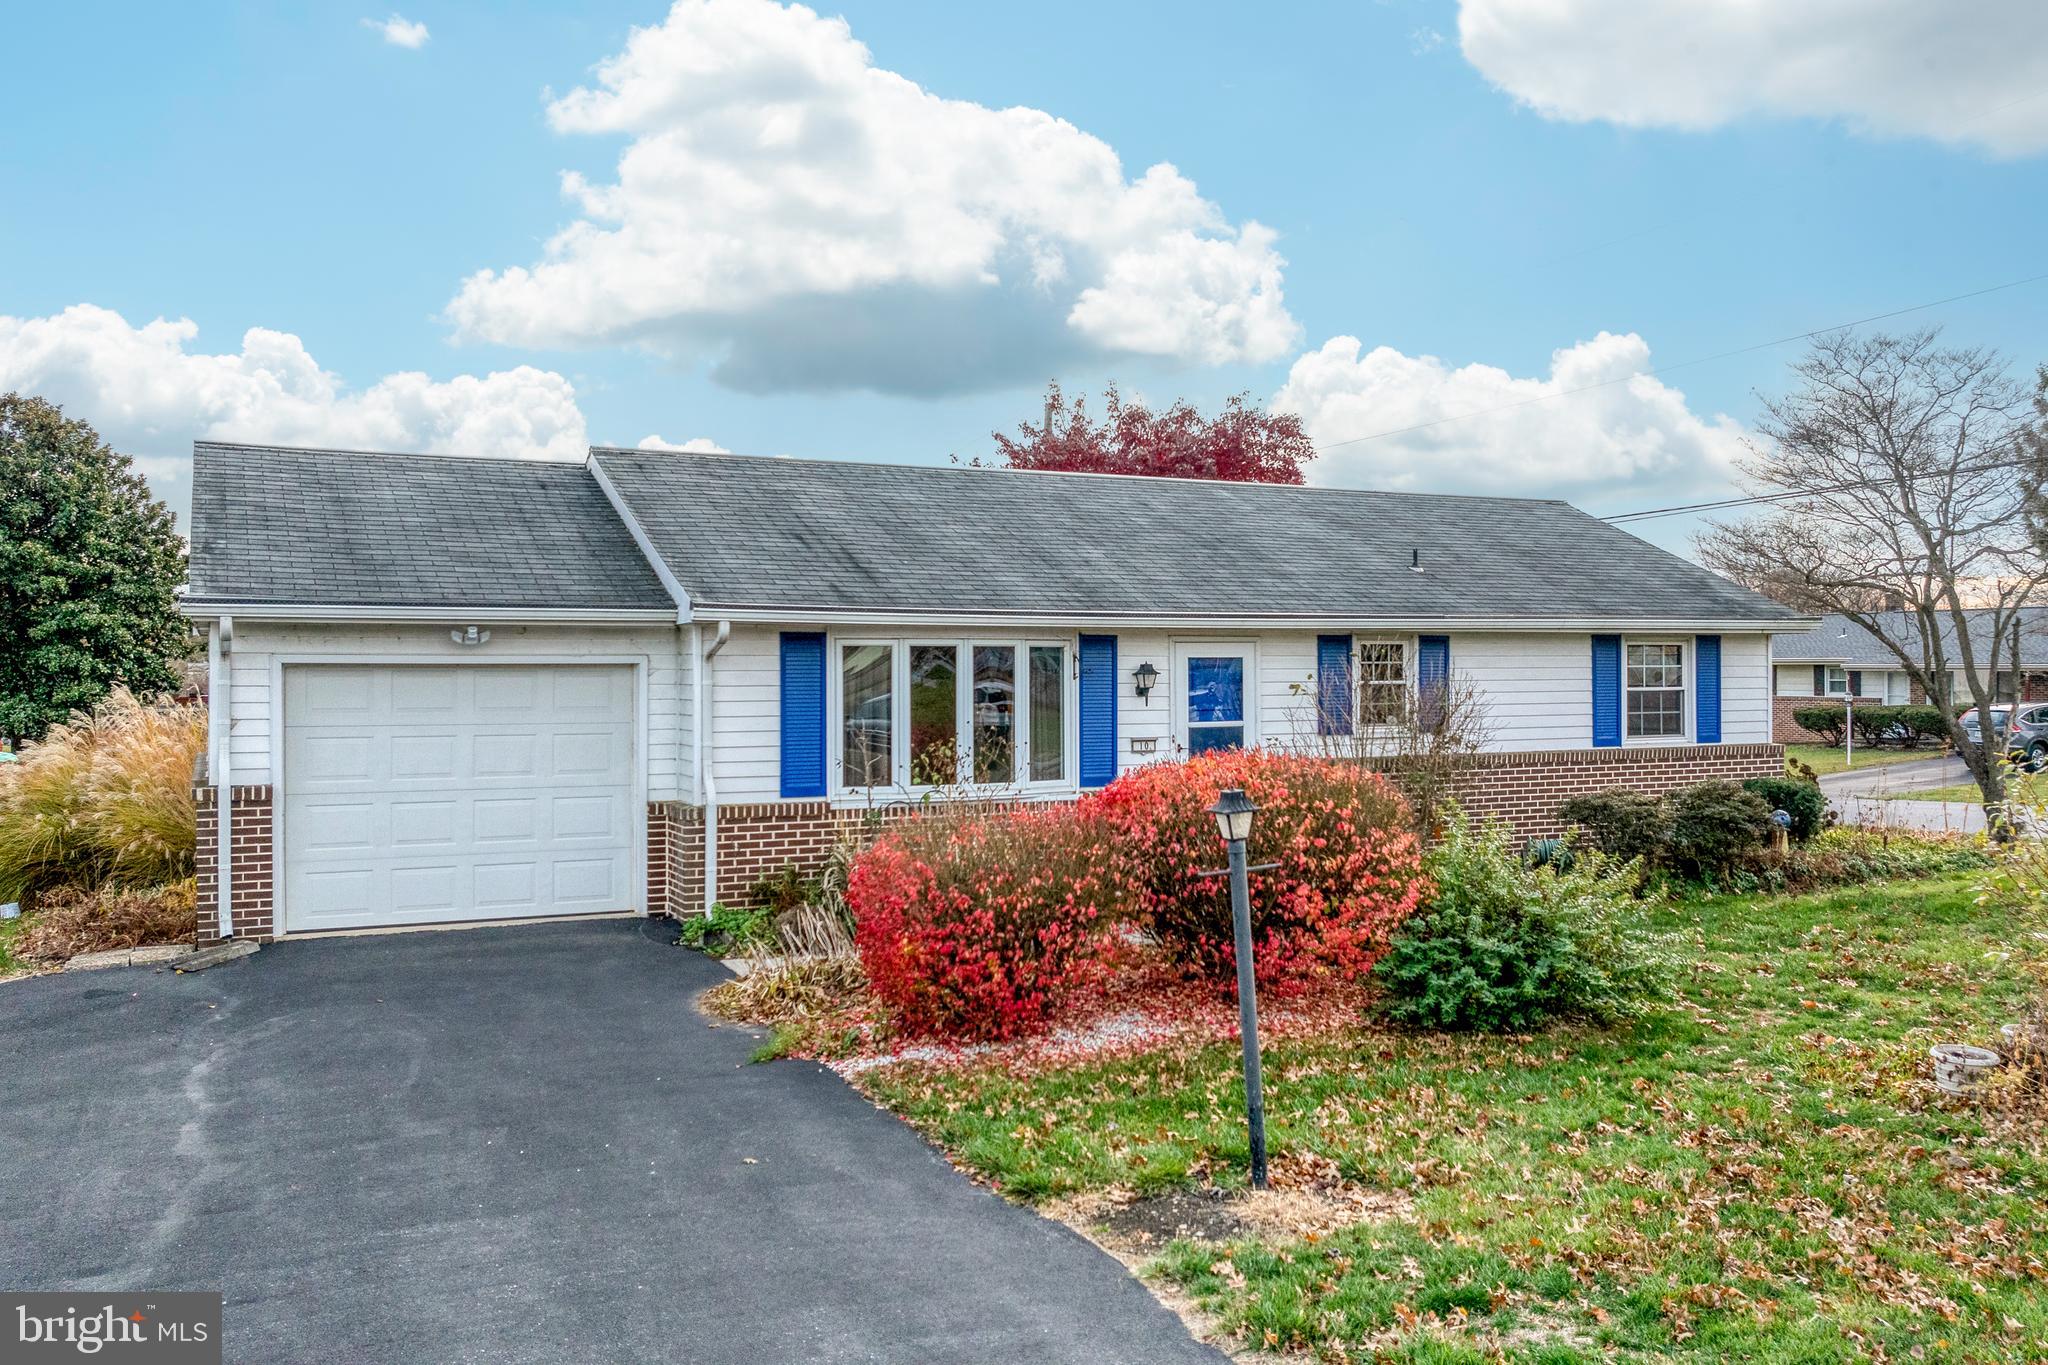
1 920 1223 1364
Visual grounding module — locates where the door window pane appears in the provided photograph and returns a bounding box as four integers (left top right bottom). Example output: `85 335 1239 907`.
908 644 959 785
840 645 893 788
1188 657 1244 722
1028 646 1065 782
1188 655 1246 754
971 645 1016 784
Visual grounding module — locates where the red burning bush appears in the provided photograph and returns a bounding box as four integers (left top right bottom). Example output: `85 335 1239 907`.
1090 750 1425 993
849 802 1125 1040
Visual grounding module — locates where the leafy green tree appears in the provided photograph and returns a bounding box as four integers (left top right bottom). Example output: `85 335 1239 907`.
0 394 189 746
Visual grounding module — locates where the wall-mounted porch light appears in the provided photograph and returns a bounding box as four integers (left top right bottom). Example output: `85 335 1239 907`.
1132 660 1159 702
451 625 493 646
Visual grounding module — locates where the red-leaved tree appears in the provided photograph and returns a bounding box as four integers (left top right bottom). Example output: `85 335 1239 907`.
982 382 1315 484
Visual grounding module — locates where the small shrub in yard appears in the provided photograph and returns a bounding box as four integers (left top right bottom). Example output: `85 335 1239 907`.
1742 776 1825 841
1557 788 1667 864
1664 780 1774 881
675 903 774 955
1770 827 1991 894
1091 749 1426 994
1375 814 1676 1031
849 803 1123 1040
17 880 196 965
1792 704 1849 747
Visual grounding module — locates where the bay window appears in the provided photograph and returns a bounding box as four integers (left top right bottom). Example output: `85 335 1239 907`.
1625 641 1686 739
836 639 1071 792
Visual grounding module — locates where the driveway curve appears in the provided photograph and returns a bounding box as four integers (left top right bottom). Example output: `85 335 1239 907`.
1 919 1224 1364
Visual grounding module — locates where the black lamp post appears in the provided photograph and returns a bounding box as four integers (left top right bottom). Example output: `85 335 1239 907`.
1206 786 1268 1190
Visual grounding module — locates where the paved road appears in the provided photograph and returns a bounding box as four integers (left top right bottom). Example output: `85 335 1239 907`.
1 920 1224 1365
1818 754 1968 798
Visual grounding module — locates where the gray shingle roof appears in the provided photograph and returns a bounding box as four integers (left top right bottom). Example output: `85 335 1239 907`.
592 449 1803 624
184 443 674 611
1772 609 2048 666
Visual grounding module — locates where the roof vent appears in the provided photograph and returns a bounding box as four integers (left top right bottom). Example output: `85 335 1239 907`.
1411 548 1424 573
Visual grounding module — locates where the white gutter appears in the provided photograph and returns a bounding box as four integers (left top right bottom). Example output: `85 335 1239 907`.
697 619 732 917
177 603 676 624
692 607 1822 634
211 615 235 939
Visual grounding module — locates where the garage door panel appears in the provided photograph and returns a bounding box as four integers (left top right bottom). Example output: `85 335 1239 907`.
473 862 541 910
296 801 378 855
552 794 620 841
552 857 619 905
389 800 459 850
284 664 635 932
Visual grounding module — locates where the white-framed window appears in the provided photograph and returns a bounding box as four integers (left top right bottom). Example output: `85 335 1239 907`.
1357 637 1410 726
1824 666 1848 696
833 638 1072 794
1625 640 1686 739
1885 670 1911 704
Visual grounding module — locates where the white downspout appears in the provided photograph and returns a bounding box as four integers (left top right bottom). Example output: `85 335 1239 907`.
212 615 235 938
698 619 731 916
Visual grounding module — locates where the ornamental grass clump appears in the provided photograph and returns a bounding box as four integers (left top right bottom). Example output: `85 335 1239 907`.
848 802 1125 1040
0 688 207 903
1090 749 1427 994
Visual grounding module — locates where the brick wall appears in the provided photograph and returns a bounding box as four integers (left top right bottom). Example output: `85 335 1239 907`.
193 784 275 941
1452 743 1783 840
662 744 1786 910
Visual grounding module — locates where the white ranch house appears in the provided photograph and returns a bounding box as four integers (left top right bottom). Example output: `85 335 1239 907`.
182 442 1809 940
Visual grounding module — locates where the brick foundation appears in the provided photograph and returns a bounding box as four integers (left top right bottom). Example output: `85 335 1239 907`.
1450 743 1783 840
193 784 276 941
663 744 1787 910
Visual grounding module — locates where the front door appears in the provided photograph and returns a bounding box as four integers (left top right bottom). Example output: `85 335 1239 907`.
1172 643 1256 757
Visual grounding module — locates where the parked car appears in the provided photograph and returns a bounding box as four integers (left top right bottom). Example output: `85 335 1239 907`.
1960 704 2048 769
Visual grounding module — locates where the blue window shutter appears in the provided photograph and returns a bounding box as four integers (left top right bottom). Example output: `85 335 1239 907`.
1695 634 1722 744
779 632 827 798
1316 634 1353 736
1592 635 1622 747
1417 635 1450 730
1078 634 1118 788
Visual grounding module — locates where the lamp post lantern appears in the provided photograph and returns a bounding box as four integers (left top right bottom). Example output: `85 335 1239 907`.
1206 786 1268 1190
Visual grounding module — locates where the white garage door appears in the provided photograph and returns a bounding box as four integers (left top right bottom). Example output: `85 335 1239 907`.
282 664 637 932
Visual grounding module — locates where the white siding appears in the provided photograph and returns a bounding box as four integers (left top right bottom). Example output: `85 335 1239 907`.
1776 663 1817 697
691 624 1785 804
1720 632 1771 743
214 621 688 798
706 625 782 803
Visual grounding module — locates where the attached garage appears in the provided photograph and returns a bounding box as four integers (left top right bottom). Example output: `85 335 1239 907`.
282 663 640 932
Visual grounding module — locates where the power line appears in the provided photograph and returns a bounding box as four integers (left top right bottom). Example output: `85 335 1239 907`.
1313 269 2048 453
1602 454 2038 525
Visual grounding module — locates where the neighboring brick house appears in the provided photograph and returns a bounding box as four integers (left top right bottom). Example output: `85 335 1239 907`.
181 441 1809 942
1770 611 2048 743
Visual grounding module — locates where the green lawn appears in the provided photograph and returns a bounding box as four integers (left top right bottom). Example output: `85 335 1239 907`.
1786 743 1947 777
859 880 2048 1362
1880 775 2040 806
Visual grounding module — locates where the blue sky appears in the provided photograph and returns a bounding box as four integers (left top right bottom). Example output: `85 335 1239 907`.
4 1 2044 554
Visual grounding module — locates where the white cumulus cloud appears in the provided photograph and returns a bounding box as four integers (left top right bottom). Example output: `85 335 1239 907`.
0 305 590 500
446 0 1297 394
1273 332 1748 500
1457 0 2048 156
636 434 729 452
365 14 430 49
